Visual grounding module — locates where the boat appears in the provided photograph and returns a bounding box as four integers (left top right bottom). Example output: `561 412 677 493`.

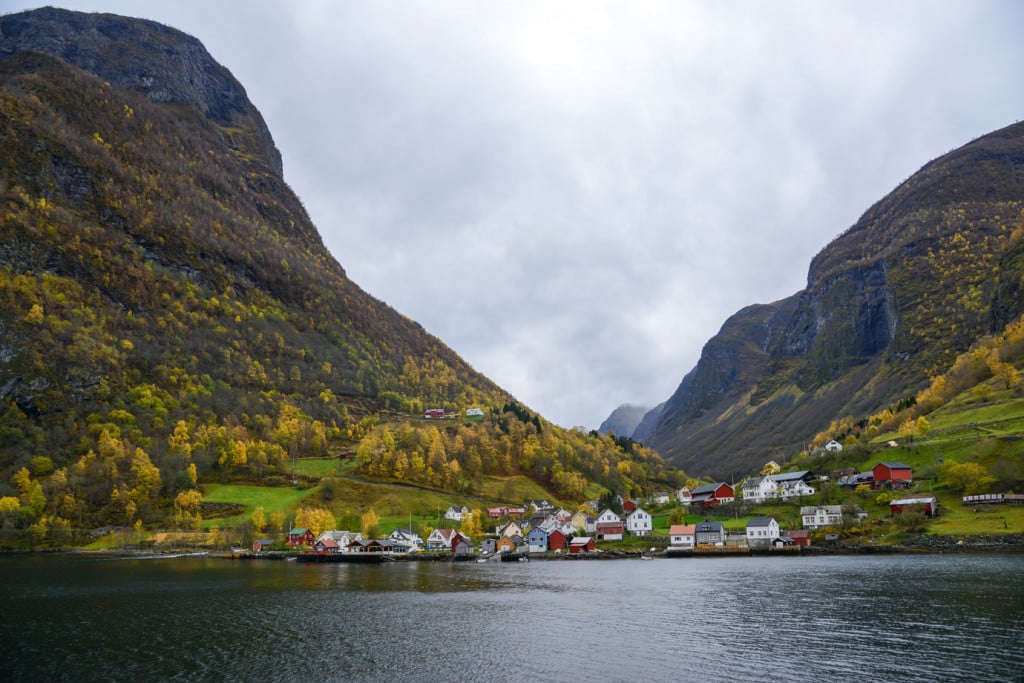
639 555 653 560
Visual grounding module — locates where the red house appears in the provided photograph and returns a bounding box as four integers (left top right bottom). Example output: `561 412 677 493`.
873 462 913 490
424 408 445 419
286 528 315 547
784 530 811 547
548 529 567 552
623 500 638 513
689 482 735 507
313 538 340 554
569 537 596 554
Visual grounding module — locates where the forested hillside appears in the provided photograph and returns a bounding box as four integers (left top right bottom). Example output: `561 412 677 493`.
0 9 682 541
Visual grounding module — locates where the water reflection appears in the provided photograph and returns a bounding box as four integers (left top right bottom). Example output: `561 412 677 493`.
2 554 1022 682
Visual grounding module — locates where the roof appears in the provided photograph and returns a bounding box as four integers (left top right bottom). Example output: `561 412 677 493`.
569 536 593 545
890 496 937 505
784 530 811 539
746 517 776 527
877 462 912 469
770 470 811 482
289 528 309 535
669 524 696 535
695 521 724 532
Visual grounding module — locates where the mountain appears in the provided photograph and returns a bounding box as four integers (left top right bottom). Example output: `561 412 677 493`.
597 403 649 437
0 9 681 534
629 401 664 444
646 121 1024 479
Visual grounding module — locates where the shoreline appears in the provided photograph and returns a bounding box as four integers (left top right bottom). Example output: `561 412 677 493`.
3 533 1020 560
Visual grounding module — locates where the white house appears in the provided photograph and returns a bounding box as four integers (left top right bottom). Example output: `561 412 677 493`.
625 507 653 536
466 407 484 417
741 476 779 503
387 528 422 550
801 505 844 530
650 492 670 505
316 530 363 553
669 524 696 550
745 518 781 547
426 528 460 550
825 439 844 453
777 478 816 500
676 487 692 504
595 508 624 540
444 506 470 521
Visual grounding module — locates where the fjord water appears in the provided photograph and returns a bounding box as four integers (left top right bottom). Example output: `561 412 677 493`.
3 554 1022 682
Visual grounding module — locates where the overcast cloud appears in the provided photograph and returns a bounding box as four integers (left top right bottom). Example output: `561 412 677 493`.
7 1 1024 428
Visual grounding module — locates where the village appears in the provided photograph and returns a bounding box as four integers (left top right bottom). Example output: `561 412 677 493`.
249 457 1009 561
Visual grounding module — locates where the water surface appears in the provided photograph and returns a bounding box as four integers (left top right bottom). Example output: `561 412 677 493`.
2 553 1022 681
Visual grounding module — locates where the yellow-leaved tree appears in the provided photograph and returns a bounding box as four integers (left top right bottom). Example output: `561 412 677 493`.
295 507 336 537
361 508 380 538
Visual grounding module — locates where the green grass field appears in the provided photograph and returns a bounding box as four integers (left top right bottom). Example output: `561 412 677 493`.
201 483 319 528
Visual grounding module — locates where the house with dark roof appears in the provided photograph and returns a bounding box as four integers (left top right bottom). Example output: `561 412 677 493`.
873 462 913 490
745 517 780 547
694 521 726 546
689 483 735 507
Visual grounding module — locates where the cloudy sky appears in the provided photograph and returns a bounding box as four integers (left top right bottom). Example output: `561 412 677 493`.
8 2 1024 429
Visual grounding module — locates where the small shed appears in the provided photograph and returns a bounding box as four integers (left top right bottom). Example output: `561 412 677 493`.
569 536 596 554
890 496 938 517
253 539 274 553
784 530 811 547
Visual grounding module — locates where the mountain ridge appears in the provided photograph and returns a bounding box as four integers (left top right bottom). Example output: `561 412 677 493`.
641 120 1024 478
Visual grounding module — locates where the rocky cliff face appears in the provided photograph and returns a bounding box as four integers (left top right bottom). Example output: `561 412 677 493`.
0 7 282 176
648 121 1024 478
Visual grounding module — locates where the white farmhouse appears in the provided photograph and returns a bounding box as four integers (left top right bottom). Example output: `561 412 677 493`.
625 507 653 536
745 518 780 547
741 476 779 503
801 505 844 530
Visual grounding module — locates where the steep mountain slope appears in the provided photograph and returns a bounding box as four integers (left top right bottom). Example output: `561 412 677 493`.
0 11 511 485
0 9 682 534
647 121 1024 478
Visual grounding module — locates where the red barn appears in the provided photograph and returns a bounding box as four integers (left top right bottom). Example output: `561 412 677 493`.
569 537 596 554
784 530 811 547
623 500 637 513
890 496 938 517
689 482 735 507
548 529 567 552
873 462 913 490
424 408 445 419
